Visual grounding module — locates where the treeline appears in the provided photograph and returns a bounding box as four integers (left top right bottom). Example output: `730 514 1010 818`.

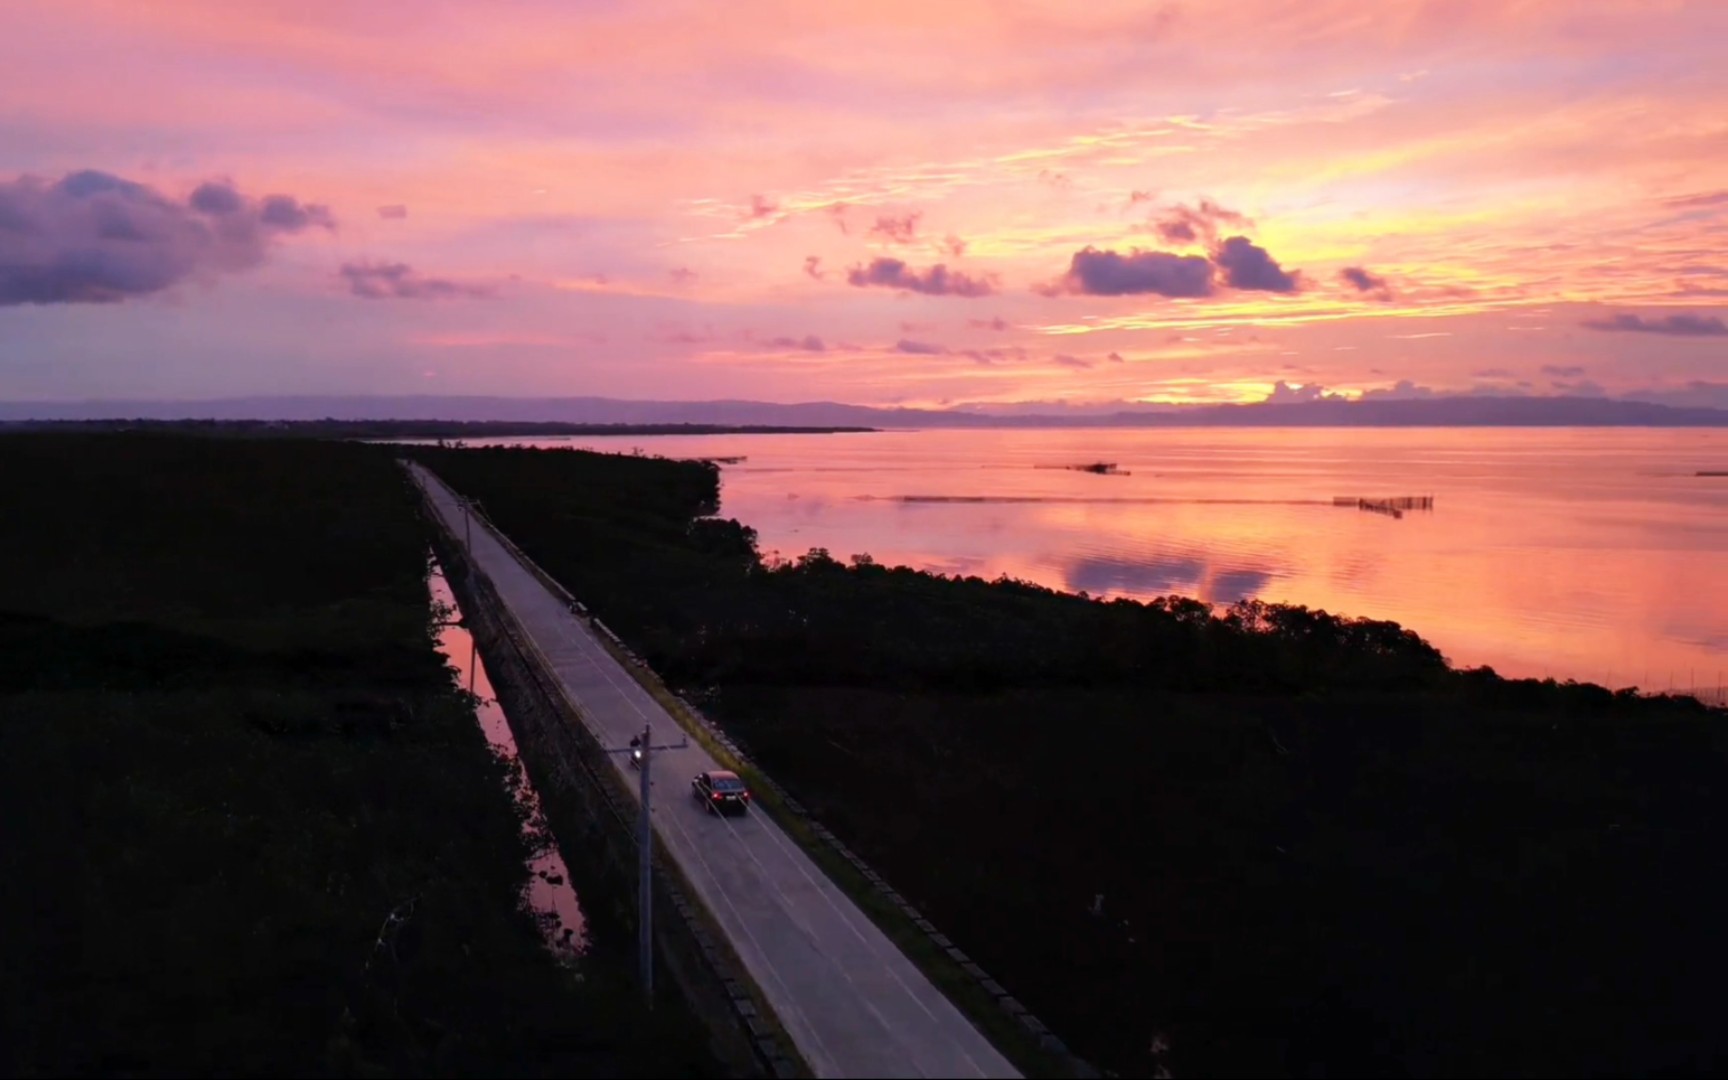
0 418 874 438
408 446 1706 708
406 444 1728 1079
0 435 716 1078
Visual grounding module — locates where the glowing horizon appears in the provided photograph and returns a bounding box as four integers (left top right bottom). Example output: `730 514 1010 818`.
1 0 1725 408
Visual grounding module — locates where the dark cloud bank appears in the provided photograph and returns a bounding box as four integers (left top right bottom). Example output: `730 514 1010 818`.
1213 236 1300 292
1340 265 1394 300
1046 235 1301 298
1052 248 1214 297
830 191 1339 303
0 169 331 305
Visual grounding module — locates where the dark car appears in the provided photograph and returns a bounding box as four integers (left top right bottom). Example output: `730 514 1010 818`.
692 769 751 815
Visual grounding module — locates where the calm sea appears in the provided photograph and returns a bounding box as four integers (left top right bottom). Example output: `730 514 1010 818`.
461 428 1728 700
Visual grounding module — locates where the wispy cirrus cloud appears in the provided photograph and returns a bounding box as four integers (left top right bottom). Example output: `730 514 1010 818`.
893 338 948 355
1663 191 1728 210
846 257 997 297
1581 312 1728 336
868 212 921 244
963 345 1029 365
659 329 712 345
765 334 827 351
339 261 495 300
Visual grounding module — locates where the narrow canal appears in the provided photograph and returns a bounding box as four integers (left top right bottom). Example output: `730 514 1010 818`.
428 560 587 962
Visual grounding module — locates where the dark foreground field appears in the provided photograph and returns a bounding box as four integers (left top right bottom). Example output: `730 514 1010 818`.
411 443 1728 1080
0 435 714 1078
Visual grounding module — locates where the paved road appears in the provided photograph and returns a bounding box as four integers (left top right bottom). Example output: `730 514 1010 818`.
409 464 1019 1080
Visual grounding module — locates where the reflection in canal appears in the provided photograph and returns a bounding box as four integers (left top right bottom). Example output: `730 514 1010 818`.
429 562 588 961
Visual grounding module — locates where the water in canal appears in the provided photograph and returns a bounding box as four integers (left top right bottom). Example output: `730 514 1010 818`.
429 561 588 961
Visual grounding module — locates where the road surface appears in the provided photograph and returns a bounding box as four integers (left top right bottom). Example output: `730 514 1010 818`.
408 463 1019 1080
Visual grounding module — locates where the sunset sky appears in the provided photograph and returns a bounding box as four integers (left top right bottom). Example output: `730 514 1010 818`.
3 0 1727 409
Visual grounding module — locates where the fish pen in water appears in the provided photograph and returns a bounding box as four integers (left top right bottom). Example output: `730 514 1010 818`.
1333 495 1436 520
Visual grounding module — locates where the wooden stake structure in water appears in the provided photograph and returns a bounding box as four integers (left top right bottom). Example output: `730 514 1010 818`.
1333 495 1436 519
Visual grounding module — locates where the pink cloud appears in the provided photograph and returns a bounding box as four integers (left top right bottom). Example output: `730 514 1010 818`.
868 212 922 244
1151 198 1250 245
847 258 996 297
4 0 1727 403
340 261 495 300
1581 312 1728 336
1044 247 1215 298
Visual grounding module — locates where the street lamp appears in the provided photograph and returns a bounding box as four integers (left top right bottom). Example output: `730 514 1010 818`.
604 722 689 1001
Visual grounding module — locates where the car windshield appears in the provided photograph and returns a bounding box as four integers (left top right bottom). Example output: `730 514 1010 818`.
713 776 747 792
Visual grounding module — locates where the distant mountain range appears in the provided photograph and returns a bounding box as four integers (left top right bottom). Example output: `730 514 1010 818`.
3 393 1728 427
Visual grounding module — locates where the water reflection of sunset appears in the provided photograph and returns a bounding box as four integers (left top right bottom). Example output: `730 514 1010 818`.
481 429 1728 698
430 569 588 957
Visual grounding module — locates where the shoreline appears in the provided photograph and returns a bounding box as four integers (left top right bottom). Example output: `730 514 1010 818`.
0 418 878 438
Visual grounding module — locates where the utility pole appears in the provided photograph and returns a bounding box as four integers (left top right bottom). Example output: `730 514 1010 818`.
604 722 688 1002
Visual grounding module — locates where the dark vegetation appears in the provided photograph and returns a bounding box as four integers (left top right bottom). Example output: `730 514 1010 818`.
0 435 716 1078
0 418 873 438
408 443 1728 1079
